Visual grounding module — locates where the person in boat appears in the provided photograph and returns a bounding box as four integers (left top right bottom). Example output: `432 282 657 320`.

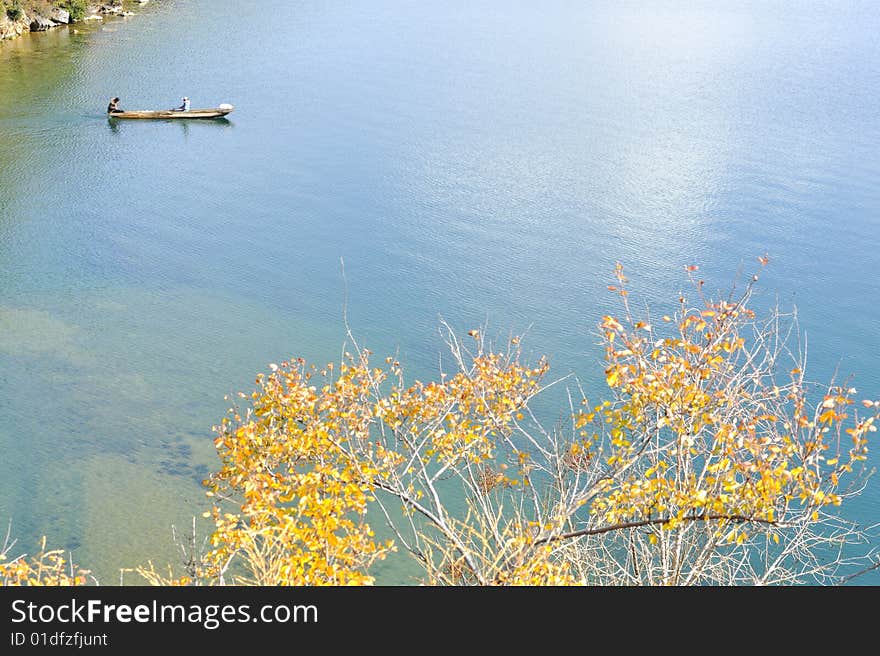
173 96 191 112
107 97 122 114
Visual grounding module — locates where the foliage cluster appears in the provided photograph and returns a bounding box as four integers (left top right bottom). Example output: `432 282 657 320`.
0 534 90 586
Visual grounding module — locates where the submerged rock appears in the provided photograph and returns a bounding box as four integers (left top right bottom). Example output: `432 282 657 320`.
30 15 56 32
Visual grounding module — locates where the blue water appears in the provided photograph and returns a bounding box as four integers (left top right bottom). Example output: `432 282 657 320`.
0 0 878 583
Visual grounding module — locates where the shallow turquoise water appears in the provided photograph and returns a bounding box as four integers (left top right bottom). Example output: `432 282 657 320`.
1 0 879 583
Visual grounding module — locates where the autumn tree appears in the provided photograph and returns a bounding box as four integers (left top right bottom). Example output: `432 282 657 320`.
186 262 877 586
2 262 876 586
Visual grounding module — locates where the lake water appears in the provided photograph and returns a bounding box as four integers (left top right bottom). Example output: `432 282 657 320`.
1 0 879 584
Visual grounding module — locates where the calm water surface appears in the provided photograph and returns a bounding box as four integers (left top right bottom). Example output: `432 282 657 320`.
1 1 879 583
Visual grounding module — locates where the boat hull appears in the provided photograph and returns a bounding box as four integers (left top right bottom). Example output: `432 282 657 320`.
109 107 234 119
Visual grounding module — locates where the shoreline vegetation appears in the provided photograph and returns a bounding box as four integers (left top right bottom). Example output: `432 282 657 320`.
0 0 149 41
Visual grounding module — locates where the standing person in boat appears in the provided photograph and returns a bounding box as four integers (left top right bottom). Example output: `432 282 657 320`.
173 96 191 112
107 97 122 114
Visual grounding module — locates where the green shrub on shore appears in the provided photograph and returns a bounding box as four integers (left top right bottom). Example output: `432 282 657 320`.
56 0 86 21
4 1 24 21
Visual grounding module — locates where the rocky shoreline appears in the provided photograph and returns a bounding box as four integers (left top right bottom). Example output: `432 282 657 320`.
0 0 149 41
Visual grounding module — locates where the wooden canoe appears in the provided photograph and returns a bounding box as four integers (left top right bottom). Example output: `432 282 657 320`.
108 105 234 119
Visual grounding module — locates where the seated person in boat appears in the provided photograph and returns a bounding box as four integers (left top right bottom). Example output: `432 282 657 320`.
107 97 122 114
173 97 191 112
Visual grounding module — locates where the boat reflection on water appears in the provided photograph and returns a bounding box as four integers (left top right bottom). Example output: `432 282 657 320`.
107 115 233 135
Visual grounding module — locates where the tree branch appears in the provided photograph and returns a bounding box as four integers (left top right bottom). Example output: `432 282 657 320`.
836 558 880 586
534 514 778 546
371 478 488 585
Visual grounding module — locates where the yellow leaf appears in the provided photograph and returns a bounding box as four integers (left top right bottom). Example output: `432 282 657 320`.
606 369 620 387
